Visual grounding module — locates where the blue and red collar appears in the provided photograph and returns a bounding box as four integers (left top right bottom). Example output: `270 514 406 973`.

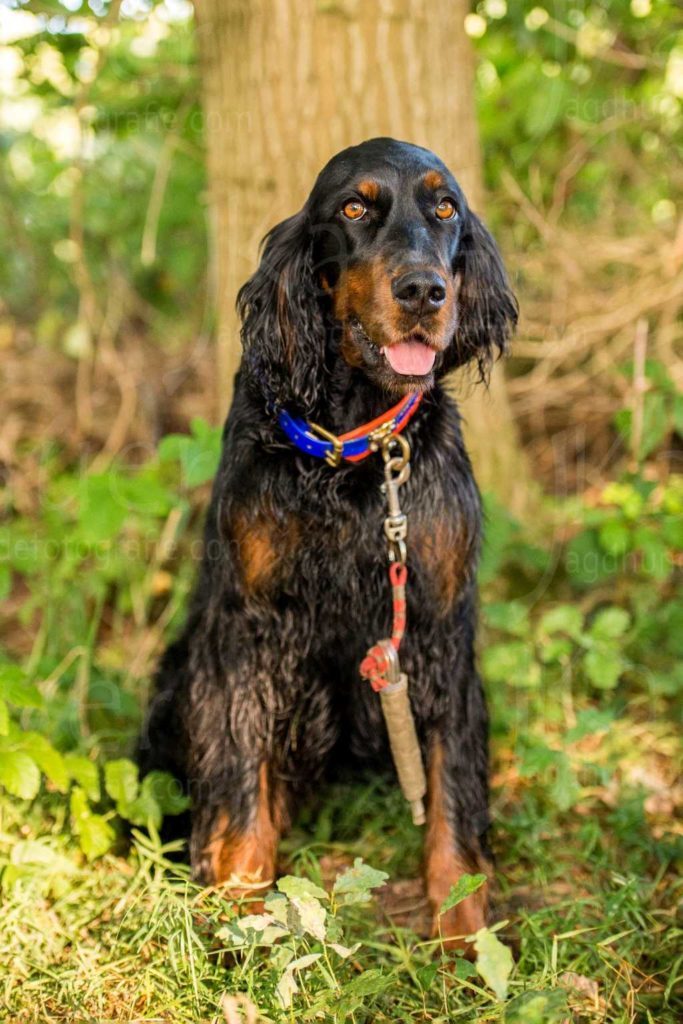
277 391 422 467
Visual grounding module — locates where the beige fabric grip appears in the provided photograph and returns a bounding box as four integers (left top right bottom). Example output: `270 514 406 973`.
380 674 427 825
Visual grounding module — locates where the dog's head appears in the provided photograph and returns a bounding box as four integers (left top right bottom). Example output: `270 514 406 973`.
238 137 517 413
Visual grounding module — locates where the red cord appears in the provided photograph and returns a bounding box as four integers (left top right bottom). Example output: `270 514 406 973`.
360 563 408 691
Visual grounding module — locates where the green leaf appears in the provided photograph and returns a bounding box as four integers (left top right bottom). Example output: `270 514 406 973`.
0 750 41 799
416 963 440 989
484 601 530 637
276 953 322 1009
475 927 514 1001
328 942 361 960
589 607 630 640
158 419 222 488
583 647 623 689
288 895 327 941
332 858 389 904
538 637 572 664
549 755 580 812
482 641 540 688
538 604 583 639
104 758 139 809
0 665 43 708
64 754 100 801
505 989 568 1023
78 813 115 861
439 873 487 915
70 787 114 861
140 770 189 816
78 474 127 544
0 698 8 737
123 776 163 829
635 527 671 580
277 875 329 902
20 733 68 792
220 913 289 949
598 520 631 557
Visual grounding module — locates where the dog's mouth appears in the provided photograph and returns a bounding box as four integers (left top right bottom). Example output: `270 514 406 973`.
381 335 436 376
349 320 441 381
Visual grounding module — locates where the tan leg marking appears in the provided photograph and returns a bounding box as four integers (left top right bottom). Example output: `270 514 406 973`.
424 740 491 958
203 763 281 899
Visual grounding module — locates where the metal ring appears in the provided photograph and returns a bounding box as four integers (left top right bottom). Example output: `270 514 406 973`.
381 432 410 469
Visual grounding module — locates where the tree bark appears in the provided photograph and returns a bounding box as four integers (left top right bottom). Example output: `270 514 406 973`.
193 0 529 505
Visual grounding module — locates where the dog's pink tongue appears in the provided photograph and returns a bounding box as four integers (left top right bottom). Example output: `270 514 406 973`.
383 341 436 376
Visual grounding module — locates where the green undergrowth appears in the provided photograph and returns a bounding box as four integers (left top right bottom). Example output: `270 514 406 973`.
1 380 681 1021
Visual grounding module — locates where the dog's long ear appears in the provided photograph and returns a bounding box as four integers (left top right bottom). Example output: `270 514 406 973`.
453 210 518 379
237 209 325 413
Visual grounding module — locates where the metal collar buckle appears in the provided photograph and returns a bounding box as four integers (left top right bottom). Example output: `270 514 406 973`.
308 421 343 467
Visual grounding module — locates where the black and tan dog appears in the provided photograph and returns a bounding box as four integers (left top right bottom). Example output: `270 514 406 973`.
139 137 517 950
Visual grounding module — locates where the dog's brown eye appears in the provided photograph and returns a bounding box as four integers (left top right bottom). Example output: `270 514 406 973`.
435 198 457 221
342 200 367 221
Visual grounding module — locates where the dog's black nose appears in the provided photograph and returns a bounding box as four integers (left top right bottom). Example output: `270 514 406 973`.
391 269 447 314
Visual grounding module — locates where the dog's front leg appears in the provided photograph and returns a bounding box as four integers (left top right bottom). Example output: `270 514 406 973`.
190 755 286 901
191 757 284 901
424 695 493 958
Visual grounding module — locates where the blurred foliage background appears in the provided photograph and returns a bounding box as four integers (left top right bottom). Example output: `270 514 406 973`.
1 0 681 479
0 1 681 1021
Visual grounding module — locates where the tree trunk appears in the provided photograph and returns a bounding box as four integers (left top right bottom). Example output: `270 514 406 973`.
193 0 529 505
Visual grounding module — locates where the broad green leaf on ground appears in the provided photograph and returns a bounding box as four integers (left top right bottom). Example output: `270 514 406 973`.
141 770 190 816
275 952 322 1009
3 839 78 897
0 750 41 800
538 604 584 639
439 873 487 914
332 858 389 904
583 646 623 689
277 875 329 902
123 774 164 829
474 927 514 1001
19 732 68 792
589 607 630 640
219 913 289 949
0 665 43 708
70 787 114 861
288 895 327 942
64 754 100 801
505 989 568 1022
598 520 631 557
328 942 361 959
104 758 139 809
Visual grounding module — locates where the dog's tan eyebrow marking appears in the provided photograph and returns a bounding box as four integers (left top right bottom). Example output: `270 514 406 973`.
356 179 380 201
422 170 445 190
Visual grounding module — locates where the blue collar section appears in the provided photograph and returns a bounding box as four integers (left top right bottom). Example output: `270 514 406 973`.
276 391 422 466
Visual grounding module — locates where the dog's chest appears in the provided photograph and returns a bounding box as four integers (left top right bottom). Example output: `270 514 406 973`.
231 455 479 621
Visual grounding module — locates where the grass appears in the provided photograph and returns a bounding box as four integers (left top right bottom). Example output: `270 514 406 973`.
1 436 681 1022
1 718 680 1022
